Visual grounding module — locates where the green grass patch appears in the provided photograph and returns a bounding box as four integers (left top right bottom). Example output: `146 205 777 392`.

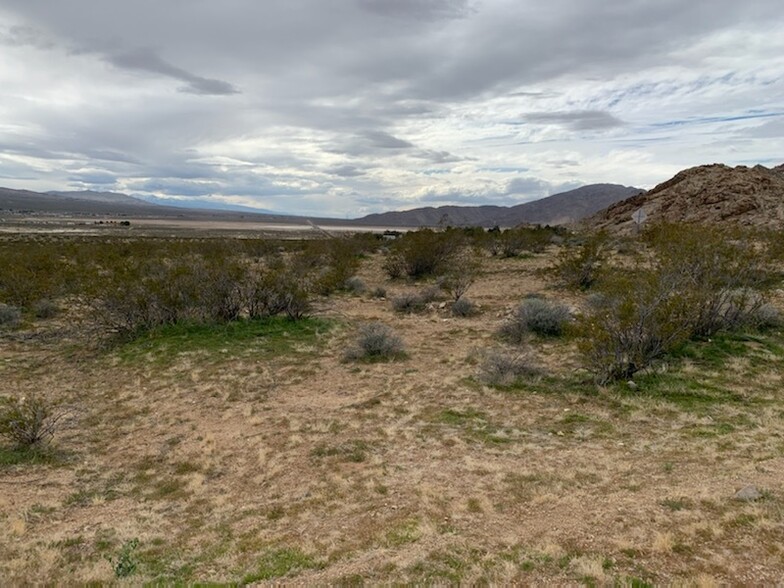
242 547 323 583
0 445 64 467
435 408 514 445
406 550 469 583
116 316 333 364
384 519 422 547
311 439 371 463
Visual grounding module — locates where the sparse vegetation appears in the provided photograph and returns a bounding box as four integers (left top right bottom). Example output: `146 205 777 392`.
451 297 478 317
500 298 571 341
107 538 139 578
553 230 609 290
0 303 22 328
383 229 463 279
343 322 406 361
477 349 541 387
32 298 59 319
1 221 783 585
0 395 67 450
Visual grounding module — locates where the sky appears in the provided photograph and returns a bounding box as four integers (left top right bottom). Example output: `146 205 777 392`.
0 0 782 218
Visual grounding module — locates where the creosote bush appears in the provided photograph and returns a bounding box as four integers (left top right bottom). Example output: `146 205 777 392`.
439 252 480 302
500 298 571 342
553 230 610 290
0 395 67 449
383 229 463 279
343 322 405 361
577 223 779 383
576 270 691 384
477 349 541 387
483 226 559 257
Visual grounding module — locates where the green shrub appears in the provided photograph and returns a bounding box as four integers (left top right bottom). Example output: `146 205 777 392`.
383 229 463 279
0 395 66 449
343 322 405 361
576 270 692 384
438 252 480 302
645 224 773 338
553 231 610 290
482 226 557 257
500 298 571 341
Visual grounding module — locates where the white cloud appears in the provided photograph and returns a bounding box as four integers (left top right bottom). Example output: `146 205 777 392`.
0 1 782 216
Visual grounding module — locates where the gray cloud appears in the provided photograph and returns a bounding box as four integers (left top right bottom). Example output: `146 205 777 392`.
0 24 55 49
326 165 369 178
359 0 472 20
107 48 239 95
524 110 625 131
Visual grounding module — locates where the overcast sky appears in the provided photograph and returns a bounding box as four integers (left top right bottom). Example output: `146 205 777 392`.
1 1 782 217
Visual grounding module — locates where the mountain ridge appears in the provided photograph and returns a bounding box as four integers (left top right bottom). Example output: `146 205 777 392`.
589 163 784 233
354 184 642 227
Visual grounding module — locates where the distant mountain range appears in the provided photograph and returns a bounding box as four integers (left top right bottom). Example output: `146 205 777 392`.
352 184 643 227
0 187 302 222
0 184 643 227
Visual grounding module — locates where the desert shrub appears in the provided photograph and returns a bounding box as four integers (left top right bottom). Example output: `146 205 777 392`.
0 303 22 329
439 252 480 302
553 230 610 290
751 303 783 330
0 395 66 449
576 270 692 384
244 267 290 319
500 298 571 341
306 238 362 295
96 250 250 333
451 297 478 317
383 229 463 279
343 276 366 294
477 349 541 386
418 285 441 303
482 226 557 257
343 322 405 361
0 242 70 307
33 299 60 319
644 224 774 338
391 292 427 314
282 286 311 321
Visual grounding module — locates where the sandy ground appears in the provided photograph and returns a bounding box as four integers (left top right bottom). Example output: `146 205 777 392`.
1 249 783 585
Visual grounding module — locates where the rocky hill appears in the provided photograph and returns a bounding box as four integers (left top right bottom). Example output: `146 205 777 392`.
590 164 784 233
354 184 641 227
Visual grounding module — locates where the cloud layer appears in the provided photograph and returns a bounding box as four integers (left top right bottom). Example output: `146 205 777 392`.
1 0 782 216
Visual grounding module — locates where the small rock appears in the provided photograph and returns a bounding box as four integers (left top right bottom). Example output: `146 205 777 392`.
626 380 638 391
734 485 763 501
438 302 447 309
